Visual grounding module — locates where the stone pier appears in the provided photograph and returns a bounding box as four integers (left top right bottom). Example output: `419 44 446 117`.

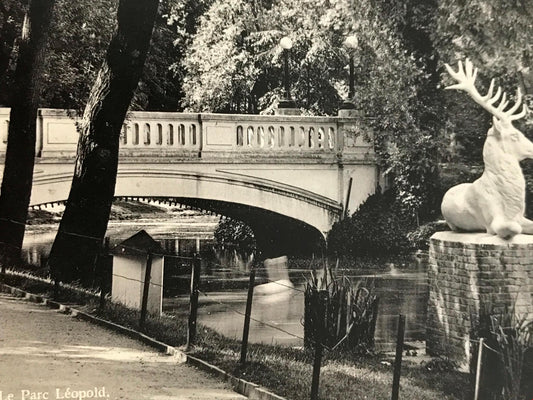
427 231 533 369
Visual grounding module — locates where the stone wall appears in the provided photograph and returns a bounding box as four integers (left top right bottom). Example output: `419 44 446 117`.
427 231 533 369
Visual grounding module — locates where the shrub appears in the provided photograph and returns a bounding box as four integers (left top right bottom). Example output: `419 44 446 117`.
328 189 416 257
406 220 449 251
439 163 483 192
214 218 256 253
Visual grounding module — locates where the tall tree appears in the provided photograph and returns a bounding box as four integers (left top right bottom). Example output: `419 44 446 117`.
47 0 159 283
0 0 55 265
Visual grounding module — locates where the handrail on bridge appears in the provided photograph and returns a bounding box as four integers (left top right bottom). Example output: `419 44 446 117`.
0 108 373 159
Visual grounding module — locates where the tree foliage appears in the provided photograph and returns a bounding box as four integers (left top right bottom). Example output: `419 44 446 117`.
433 0 533 164
328 189 416 257
1 0 210 112
0 0 25 105
214 218 256 253
434 0 533 83
39 0 115 111
182 0 444 217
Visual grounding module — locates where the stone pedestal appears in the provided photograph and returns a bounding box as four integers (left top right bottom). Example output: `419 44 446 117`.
427 231 533 369
337 108 363 118
274 106 300 116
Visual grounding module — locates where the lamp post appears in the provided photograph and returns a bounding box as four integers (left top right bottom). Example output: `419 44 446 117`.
278 36 296 110
340 35 358 110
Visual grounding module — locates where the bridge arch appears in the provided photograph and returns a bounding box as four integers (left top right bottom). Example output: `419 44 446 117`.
29 168 342 253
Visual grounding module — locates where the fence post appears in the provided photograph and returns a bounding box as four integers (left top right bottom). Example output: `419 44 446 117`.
240 263 256 364
369 297 380 348
474 338 484 400
139 251 153 330
310 290 328 400
391 314 406 400
53 278 60 300
99 237 110 310
187 254 201 349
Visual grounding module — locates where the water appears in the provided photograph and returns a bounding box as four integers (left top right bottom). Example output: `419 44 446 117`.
22 222 428 349
163 266 427 348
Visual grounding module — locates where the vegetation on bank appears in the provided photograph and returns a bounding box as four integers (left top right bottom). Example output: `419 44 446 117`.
213 218 256 253
1 272 470 400
327 188 448 258
327 159 533 259
26 200 188 226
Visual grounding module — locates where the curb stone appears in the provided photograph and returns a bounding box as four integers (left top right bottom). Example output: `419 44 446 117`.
0 282 288 400
186 356 286 400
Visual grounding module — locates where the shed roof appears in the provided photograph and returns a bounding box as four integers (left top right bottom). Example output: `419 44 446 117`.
111 230 164 257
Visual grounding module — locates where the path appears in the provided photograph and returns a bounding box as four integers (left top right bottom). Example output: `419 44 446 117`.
0 293 246 400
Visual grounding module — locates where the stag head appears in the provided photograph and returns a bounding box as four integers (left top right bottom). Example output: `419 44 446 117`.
490 116 533 161
445 59 532 160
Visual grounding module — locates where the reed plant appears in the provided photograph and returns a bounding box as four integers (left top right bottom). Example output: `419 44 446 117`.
490 314 533 400
304 265 379 352
472 307 533 400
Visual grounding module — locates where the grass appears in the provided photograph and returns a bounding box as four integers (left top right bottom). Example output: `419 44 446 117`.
0 271 471 400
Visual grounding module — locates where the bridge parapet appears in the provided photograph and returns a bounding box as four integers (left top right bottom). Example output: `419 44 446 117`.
0 108 373 162
201 113 339 159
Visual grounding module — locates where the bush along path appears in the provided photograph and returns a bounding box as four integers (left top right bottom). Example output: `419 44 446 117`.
0 272 471 400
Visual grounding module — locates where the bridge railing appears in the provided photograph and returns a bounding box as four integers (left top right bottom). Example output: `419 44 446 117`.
118 111 200 156
200 113 341 156
0 108 373 159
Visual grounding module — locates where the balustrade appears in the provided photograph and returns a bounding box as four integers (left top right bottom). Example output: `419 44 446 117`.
234 123 334 151
119 117 199 150
200 113 342 156
0 108 372 160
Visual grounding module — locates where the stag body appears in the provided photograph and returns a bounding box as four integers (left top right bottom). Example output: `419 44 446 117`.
441 60 533 239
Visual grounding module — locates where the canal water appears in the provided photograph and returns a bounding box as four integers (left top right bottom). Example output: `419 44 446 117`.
22 217 428 349
165 264 428 348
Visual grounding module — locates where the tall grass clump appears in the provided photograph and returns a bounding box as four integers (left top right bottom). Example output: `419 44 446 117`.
472 308 533 400
304 265 378 352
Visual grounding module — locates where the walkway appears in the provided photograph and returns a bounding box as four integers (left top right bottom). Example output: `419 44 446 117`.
0 293 246 400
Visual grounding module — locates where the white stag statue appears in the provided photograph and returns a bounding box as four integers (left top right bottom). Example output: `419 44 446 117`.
441 59 533 239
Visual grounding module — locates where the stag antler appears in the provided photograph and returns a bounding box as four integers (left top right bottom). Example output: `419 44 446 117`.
445 59 527 123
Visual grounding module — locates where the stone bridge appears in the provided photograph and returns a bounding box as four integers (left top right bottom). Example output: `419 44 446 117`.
0 108 378 255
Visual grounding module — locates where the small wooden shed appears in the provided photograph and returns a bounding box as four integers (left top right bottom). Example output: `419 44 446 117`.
111 230 164 316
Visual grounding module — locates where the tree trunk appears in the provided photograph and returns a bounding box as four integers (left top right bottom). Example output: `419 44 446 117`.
47 0 159 284
0 0 55 265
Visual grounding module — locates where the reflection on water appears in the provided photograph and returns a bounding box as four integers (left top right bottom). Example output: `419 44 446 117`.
21 221 216 266
22 225 428 348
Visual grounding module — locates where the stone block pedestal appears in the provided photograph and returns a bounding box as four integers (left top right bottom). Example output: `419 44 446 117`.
427 231 533 369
